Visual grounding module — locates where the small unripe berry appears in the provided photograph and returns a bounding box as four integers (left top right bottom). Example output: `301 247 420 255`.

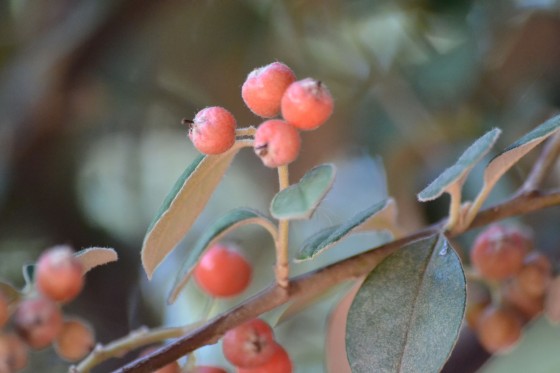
194 243 252 298
54 318 95 361
14 297 63 349
139 346 180 373
188 107 237 155
0 293 8 328
470 225 531 280
236 344 293 373
222 318 277 368
253 120 301 168
0 333 28 373
545 276 560 323
516 252 552 298
192 367 228 373
242 62 296 118
477 306 522 354
281 78 333 131
36 245 84 303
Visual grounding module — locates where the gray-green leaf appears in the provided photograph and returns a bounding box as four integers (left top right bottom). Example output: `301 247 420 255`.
270 164 336 220
142 141 248 279
168 207 277 304
346 234 466 373
295 199 388 261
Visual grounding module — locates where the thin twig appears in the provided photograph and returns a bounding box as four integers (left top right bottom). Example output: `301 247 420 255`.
518 131 560 195
275 165 291 288
112 190 560 373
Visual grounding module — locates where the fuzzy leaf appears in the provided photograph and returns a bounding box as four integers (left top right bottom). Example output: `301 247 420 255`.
346 234 466 373
168 208 277 304
270 164 336 220
418 128 501 201
142 142 246 279
75 247 118 274
295 199 388 261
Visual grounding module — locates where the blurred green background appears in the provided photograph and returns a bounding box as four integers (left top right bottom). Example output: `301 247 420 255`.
2 0 560 372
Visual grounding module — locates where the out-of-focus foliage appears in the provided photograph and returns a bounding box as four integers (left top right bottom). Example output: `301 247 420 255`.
2 0 560 371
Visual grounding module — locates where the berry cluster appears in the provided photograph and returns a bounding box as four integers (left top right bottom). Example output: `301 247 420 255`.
0 246 94 372
222 318 292 373
187 61 333 168
466 225 554 354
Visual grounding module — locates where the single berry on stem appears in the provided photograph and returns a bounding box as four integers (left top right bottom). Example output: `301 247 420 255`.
54 318 95 361
236 344 293 373
188 106 237 155
194 243 252 298
476 305 522 354
253 120 301 168
222 318 277 368
242 62 296 118
35 245 84 303
470 225 531 280
281 78 333 131
13 297 63 349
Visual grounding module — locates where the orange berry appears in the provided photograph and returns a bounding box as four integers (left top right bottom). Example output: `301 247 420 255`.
54 318 95 361
194 243 252 298
253 120 301 168
516 252 552 298
236 344 292 373
281 78 333 131
477 306 522 354
35 245 84 303
188 107 237 155
502 280 544 320
242 62 296 118
139 346 180 373
0 333 28 373
0 293 8 329
470 225 531 280
13 297 62 349
222 319 277 368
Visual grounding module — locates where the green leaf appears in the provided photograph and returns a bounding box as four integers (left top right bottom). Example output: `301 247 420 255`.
168 207 277 304
0 282 22 303
270 164 336 220
74 247 118 274
22 264 35 288
295 199 388 261
142 141 248 279
346 234 466 373
418 128 501 201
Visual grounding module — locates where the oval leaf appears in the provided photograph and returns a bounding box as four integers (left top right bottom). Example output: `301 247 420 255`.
346 234 466 373
142 141 248 279
270 164 336 220
168 207 277 304
295 199 388 261
75 247 118 274
418 128 501 201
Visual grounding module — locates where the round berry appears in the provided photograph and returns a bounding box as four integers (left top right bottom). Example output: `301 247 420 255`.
36 245 84 303
502 280 544 319
0 293 8 328
188 107 237 155
192 367 228 373
476 306 522 354
139 346 180 373
236 344 292 373
54 318 95 361
14 297 63 349
0 333 28 373
281 78 333 131
194 243 252 298
253 120 301 168
222 318 277 368
470 225 531 280
242 62 296 118
516 252 552 298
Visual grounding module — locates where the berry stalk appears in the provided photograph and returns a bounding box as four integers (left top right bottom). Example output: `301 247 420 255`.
275 165 290 288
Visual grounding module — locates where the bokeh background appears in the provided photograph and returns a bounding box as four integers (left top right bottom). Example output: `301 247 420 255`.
2 0 560 372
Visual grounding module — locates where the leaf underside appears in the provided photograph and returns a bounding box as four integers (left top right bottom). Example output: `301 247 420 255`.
270 163 336 220
168 207 276 304
75 247 118 274
346 234 466 373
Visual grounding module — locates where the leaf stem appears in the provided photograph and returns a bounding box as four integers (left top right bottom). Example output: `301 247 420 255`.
275 165 290 288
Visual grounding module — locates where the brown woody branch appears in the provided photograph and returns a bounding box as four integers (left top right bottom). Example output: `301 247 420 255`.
113 188 560 373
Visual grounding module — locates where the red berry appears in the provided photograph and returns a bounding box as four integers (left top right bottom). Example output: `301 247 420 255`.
516 252 552 298
14 297 63 349
502 280 544 320
222 319 277 368
194 243 252 298
281 78 333 131
470 225 531 280
242 62 296 118
236 345 292 373
0 333 28 373
0 293 8 328
192 367 228 373
476 306 522 354
189 107 237 155
36 245 84 303
54 318 95 361
253 120 301 168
